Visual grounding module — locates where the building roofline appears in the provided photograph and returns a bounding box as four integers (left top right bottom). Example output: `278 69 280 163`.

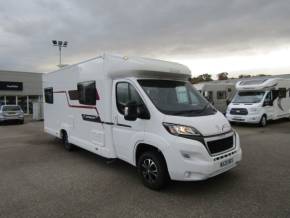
0 70 41 74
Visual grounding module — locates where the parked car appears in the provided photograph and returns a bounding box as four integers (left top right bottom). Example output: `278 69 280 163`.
0 105 24 124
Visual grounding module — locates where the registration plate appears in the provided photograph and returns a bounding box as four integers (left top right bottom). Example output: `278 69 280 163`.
220 158 234 167
233 117 244 121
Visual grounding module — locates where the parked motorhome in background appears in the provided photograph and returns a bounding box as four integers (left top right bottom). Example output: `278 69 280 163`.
43 54 242 190
226 78 290 127
194 83 236 113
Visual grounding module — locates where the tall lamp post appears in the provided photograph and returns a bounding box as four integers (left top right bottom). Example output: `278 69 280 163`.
52 40 68 68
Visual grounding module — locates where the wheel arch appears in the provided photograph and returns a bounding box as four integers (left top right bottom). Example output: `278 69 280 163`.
134 143 168 169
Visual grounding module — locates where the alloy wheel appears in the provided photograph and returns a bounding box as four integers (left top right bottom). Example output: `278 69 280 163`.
141 158 159 183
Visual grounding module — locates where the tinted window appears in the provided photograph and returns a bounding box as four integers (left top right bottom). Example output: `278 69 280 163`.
217 91 227 100
265 92 272 101
233 91 265 103
44 87 53 104
68 90 79 100
78 81 96 105
279 88 286 98
116 82 143 114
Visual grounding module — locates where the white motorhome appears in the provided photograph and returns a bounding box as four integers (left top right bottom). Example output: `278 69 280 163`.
226 78 290 126
43 54 242 190
194 83 236 113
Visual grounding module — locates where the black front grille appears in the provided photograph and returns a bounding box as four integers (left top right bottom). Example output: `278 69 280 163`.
230 108 248 115
207 136 234 154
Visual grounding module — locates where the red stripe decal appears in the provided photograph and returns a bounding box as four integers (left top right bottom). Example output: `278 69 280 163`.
53 91 99 114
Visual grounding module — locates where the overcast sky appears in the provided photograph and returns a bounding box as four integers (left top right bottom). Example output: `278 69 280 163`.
0 0 290 77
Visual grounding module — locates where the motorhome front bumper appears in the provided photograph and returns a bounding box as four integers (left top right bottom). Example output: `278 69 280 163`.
226 114 261 123
164 133 242 181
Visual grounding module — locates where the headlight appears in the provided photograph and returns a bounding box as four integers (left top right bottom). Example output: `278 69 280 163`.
163 123 201 136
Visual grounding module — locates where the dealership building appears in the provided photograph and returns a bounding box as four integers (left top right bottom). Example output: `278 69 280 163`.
0 70 43 114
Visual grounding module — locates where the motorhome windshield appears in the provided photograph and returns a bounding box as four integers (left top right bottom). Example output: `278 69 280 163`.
138 79 216 116
232 91 265 103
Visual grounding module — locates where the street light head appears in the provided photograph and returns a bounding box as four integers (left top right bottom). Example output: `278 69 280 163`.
58 41 63 46
52 40 57 46
63 41 68 47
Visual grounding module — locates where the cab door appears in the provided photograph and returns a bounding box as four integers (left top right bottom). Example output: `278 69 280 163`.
112 80 149 163
263 91 274 120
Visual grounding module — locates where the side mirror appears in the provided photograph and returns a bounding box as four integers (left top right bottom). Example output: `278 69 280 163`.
124 101 138 121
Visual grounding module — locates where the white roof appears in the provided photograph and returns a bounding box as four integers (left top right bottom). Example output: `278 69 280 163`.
46 53 191 80
236 78 287 90
194 82 234 90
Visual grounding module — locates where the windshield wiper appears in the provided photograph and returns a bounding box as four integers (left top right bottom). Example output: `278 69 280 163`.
173 103 211 115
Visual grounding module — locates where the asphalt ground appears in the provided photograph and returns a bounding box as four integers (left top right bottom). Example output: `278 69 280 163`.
0 118 290 218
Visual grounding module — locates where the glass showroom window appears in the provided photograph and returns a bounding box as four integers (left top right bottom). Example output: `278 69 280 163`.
0 96 4 106
29 95 40 114
18 96 28 114
6 96 16 105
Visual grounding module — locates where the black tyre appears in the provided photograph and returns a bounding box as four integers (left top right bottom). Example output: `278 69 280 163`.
259 115 267 127
61 131 73 151
137 151 169 190
19 119 24 124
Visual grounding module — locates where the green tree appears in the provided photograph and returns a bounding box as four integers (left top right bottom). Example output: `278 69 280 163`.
217 72 228 80
190 73 213 84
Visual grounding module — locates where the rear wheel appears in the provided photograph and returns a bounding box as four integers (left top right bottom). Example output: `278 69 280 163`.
137 151 169 190
259 115 267 127
61 131 73 151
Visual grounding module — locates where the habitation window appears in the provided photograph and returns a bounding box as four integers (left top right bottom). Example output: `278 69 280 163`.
217 91 227 100
68 90 79 100
44 88 53 104
116 82 143 114
77 81 96 105
279 88 286 98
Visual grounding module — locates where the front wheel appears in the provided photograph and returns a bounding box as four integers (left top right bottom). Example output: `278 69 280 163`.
259 115 267 127
137 151 169 190
61 131 73 151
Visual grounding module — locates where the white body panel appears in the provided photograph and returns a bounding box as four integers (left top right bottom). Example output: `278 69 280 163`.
43 54 241 181
226 78 290 124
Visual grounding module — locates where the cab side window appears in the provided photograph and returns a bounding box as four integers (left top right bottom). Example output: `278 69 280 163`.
265 92 272 101
279 88 286 98
116 82 143 115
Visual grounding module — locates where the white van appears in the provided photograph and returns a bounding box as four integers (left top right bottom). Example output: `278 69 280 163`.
43 54 242 190
194 83 236 113
226 78 290 127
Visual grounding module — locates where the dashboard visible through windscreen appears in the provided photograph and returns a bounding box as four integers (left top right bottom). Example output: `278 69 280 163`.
138 79 216 116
